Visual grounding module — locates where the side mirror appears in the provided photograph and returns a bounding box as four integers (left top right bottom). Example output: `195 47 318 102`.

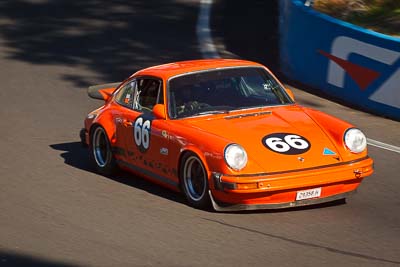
285 88 295 102
87 82 121 101
153 104 166 120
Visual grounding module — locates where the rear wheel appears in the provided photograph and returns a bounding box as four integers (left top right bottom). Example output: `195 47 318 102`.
90 126 117 175
180 153 211 210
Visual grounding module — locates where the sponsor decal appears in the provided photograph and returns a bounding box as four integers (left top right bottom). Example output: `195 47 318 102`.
160 148 169 155
319 49 380 90
323 148 336 156
320 36 400 109
262 133 311 155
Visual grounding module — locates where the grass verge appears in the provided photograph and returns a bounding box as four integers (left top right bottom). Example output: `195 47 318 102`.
313 0 399 36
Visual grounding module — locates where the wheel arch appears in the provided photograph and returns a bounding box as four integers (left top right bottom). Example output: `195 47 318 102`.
89 114 117 145
178 147 212 209
177 147 212 182
88 122 118 175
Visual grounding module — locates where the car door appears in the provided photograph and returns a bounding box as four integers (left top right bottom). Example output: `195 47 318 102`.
117 77 174 187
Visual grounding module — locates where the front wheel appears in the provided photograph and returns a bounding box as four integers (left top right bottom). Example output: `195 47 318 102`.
180 153 211 210
90 126 117 175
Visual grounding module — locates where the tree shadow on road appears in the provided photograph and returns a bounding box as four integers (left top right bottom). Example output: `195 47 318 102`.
0 0 200 87
49 141 186 207
0 250 81 267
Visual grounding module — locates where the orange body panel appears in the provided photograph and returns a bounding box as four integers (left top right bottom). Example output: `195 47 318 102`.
83 59 374 210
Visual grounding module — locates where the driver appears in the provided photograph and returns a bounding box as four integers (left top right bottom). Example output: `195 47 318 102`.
176 87 200 115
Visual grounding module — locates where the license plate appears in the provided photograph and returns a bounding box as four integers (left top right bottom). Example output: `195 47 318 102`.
296 187 322 201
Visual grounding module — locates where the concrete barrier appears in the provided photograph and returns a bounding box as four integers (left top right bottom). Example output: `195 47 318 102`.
279 0 400 120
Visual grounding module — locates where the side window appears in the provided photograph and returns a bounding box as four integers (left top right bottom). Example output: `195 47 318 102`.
134 78 163 112
115 80 137 108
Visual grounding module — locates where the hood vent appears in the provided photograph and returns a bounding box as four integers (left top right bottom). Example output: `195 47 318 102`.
224 111 272 120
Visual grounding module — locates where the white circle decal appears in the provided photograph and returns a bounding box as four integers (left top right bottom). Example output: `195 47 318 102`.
262 133 310 155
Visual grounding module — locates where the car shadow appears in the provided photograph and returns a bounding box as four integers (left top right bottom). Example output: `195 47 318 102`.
50 141 347 214
49 141 186 206
207 197 347 215
230 199 347 215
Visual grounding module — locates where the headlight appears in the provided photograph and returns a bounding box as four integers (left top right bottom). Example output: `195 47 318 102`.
344 128 367 153
224 144 248 171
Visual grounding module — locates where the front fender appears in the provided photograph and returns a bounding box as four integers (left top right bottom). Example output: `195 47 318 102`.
302 107 368 159
170 122 265 177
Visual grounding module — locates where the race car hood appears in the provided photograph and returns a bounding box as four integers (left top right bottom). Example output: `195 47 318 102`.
185 105 345 173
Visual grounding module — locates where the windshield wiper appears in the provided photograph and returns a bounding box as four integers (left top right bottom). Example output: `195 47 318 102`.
193 110 230 116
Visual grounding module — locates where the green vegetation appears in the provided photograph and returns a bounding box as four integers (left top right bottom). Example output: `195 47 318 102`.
313 0 400 36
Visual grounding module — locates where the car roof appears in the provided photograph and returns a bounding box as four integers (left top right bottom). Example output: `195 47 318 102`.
130 59 265 80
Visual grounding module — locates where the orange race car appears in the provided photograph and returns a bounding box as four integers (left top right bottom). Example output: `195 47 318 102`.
80 59 374 211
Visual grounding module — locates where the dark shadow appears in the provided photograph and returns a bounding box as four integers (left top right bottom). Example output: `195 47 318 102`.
0 250 81 267
50 142 92 172
263 198 346 213
208 197 347 215
50 142 185 206
212 0 280 73
0 0 201 86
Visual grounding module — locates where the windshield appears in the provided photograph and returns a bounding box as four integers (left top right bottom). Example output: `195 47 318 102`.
168 67 292 119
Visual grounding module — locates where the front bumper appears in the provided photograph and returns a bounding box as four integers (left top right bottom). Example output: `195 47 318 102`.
209 156 373 210
209 190 354 211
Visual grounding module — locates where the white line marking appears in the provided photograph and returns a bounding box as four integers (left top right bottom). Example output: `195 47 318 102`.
196 1 400 155
197 0 220 58
367 138 400 154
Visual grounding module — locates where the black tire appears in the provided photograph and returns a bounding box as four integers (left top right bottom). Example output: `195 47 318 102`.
90 126 117 175
180 152 211 210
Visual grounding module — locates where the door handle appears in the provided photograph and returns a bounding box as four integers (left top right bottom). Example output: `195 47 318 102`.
123 119 133 127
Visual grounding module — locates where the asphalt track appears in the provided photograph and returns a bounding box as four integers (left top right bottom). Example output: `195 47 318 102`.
0 1 399 266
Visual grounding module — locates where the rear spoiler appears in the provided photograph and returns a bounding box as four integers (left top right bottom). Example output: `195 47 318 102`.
87 82 121 101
